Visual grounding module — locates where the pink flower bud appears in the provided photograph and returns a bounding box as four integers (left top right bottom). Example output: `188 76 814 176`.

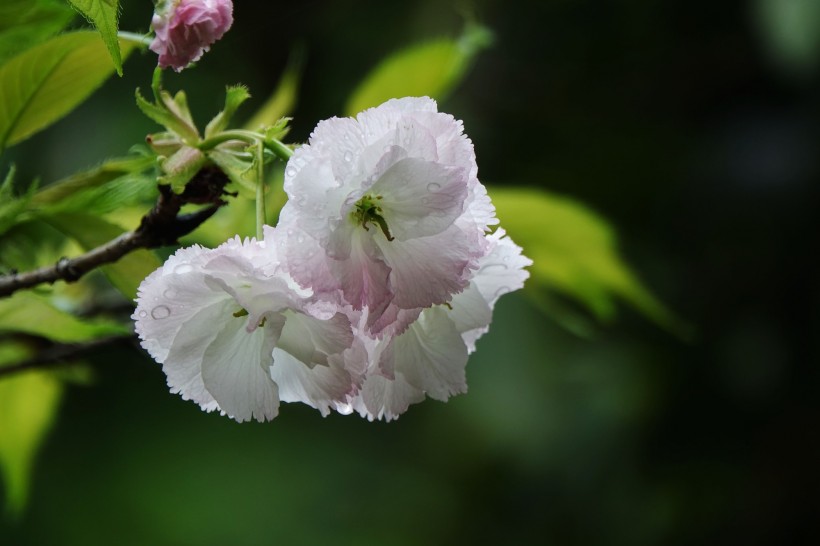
149 0 234 72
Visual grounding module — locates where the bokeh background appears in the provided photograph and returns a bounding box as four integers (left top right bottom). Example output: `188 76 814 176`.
2 0 819 544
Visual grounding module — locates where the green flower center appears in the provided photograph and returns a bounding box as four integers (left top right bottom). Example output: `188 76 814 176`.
352 194 394 241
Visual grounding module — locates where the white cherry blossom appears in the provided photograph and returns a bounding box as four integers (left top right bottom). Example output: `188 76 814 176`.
276 97 497 333
132 235 356 422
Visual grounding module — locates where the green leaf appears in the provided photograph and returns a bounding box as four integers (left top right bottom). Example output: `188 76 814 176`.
136 87 200 144
0 166 39 236
158 146 207 193
0 31 136 152
491 187 689 336
345 22 493 116
0 0 75 65
30 155 155 207
755 0 820 74
44 213 162 299
243 48 303 130
0 220 67 273
66 0 122 75
205 85 252 138
0 341 62 518
0 291 126 342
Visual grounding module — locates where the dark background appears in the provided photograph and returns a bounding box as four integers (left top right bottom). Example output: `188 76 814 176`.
2 0 819 544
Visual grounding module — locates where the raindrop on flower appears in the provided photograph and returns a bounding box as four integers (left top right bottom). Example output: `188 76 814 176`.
427 182 441 192
343 151 353 162
138 310 148 318
151 305 171 319
286 167 296 178
163 288 177 298
174 264 193 274
479 263 509 274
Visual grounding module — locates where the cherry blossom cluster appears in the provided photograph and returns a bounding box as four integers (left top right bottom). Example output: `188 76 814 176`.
133 98 531 422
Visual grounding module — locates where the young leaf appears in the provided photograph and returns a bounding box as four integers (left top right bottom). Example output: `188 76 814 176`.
0 291 127 342
0 31 136 152
490 187 689 337
66 0 122 75
345 22 493 116
30 155 155 206
205 85 252 137
136 88 200 144
44 213 162 299
0 342 62 518
0 0 75 65
0 166 39 236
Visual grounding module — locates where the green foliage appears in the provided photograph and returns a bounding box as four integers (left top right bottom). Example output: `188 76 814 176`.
491 187 688 336
755 0 820 74
0 31 135 153
0 291 126 342
0 342 62 518
0 0 75 65
243 49 303 130
0 167 39 237
345 22 492 115
45 213 162 299
135 87 200 145
205 85 252 137
67 0 122 75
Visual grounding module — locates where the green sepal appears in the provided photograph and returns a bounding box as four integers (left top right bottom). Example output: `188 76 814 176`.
207 149 256 197
205 85 252 138
158 145 208 193
263 117 292 141
135 87 200 145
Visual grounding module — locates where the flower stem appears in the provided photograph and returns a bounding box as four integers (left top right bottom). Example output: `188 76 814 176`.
255 142 266 240
117 31 154 48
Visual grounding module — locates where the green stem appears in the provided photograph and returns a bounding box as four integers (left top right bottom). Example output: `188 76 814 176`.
255 142 266 240
117 31 154 48
198 131 294 162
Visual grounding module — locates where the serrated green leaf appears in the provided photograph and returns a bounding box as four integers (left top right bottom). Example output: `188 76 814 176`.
0 31 136 152
0 220 66 273
66 0 121 75
44 213 161 299
0 341 62 518
345 23 492 115
136 88 200 144
0 166 40 237
244 49 303 130
0 0 75 65
491 187 689 337
35 172 157 217
0 291 126 341
30 155 155 206
205 85 252 137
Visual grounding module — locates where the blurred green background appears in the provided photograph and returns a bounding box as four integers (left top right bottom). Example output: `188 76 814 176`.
2 0 819 544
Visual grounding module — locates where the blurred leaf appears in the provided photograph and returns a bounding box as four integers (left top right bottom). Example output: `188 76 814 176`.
0 291 126 342
45 213 161 299
67 0 122 75
205 85 252 137
0 31 136 152
755 0 820 74
31 155 155 206
491 187 688 336
0 341 62 518
243 48 303 130
345 22 492 115
0 220 67 273
0 0 75 65
0 166 39 237
35 173 157 217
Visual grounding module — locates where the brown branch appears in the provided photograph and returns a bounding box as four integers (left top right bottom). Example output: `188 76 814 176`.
0 334 135 379
0 167 230 298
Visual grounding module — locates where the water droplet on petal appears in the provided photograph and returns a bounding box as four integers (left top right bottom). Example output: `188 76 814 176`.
479 263 508 274
421 197 433 205
174 264 193 274
286 167 296 178
297 235 305 244
151 305 171 319
138 310 148 318
427 182 441 192
343 151 353 162
163 288 177 298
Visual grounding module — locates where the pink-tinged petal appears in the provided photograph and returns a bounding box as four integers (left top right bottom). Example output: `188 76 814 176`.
472 229 532 306
150 0 233 71
200 315 280 423
446 284 493 354
352 372 425 422
385 306 468 401
276 311 353 369
371 157 468 241
331 231 392 317
269 349 355 416
375 224 474 310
